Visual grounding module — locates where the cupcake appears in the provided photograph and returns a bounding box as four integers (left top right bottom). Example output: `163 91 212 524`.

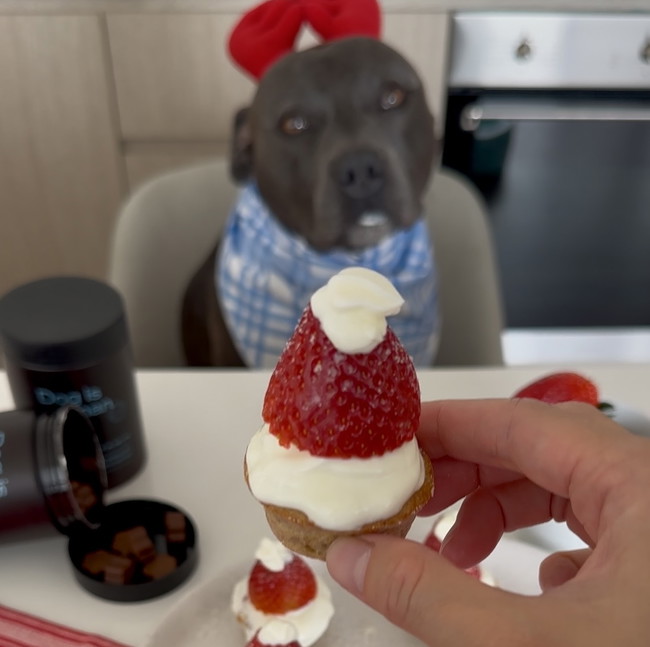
245 267 434 560
424 509 496 586
231 538 334 646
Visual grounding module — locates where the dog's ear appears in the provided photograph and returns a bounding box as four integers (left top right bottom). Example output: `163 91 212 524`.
230 107 253 183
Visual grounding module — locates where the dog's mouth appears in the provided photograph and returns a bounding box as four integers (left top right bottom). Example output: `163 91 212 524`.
357 211 389 228
344 210 394 249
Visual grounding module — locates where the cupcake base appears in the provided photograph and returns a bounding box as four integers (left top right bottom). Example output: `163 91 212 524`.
248 450 434 560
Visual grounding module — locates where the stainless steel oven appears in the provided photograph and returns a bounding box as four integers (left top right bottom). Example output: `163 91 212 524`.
442 12 650 330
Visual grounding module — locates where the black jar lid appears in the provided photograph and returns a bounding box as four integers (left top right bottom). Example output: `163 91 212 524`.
0 276 128 370
68 499 198 602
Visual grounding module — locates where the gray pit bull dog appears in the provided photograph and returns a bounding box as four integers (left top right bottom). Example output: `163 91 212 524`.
181 36 438 367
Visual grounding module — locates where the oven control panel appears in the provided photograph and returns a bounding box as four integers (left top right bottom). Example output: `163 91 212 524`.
449 13 650 89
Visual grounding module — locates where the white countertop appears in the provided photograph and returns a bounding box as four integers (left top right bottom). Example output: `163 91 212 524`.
0 0 648 13
0 366 649 646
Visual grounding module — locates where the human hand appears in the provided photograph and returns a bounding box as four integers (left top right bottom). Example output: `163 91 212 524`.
326 398 650 646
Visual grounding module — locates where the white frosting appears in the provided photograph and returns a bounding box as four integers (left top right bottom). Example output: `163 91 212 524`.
310 267 404 353
255 537 293 572
257 620 299 645
231 540 334 647
246 424 426 531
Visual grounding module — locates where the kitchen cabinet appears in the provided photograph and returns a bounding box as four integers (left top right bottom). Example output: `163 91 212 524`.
0 15 125 299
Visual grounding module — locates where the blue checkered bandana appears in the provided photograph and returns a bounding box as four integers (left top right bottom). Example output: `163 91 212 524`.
216 183 439 368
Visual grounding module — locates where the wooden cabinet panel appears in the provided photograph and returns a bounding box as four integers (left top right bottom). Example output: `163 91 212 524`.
108 13 255 140
108 12 449 141
382 13 450 135
0 16 125 297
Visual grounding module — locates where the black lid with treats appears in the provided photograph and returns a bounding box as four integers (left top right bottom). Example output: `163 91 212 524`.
68 499 198 602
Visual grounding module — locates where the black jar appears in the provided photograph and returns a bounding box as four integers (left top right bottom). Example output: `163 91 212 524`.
0 406 106 542
0 276 146 488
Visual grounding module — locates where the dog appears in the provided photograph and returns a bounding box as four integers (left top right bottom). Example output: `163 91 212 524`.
181 36 438 368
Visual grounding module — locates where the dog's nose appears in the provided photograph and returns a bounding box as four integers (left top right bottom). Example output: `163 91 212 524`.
335 150 385 200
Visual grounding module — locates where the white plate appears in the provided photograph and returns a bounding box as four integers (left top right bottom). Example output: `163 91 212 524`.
145 526 549 647
607 400 650 438
512 521 588 553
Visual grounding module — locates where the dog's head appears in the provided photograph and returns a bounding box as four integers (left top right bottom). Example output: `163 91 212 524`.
231 37 438 251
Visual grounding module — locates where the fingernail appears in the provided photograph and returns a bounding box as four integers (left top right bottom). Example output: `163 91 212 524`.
439 526 456 556
439 525 461 563
326 537 372 595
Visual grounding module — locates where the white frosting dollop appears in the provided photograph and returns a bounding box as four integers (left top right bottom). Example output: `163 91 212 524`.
246 424 425 531
310 267 404 353
257 620 299 645
255 537 293 572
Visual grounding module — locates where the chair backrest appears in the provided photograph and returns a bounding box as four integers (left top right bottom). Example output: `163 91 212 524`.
424 168 505 366
108 159 504 367
108 159 237 367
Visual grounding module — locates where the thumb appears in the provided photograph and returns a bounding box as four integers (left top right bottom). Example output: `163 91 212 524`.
538 548 592 591
326 535 535 647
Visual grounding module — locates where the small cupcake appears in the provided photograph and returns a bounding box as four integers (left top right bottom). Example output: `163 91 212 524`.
231 538 334 646
245 268 434 560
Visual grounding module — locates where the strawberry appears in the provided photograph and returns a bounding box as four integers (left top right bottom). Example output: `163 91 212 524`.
424 529 442 552
262 305 420 458
248 553 317 615
513 371 599 406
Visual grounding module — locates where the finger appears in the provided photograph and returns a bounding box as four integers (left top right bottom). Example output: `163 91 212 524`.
440 488 505 568
327 534 536 646
439 479 592 567
539 548 592 591
418 399 622 472
417 399 640 541
419 456 521 516
418 457 477 516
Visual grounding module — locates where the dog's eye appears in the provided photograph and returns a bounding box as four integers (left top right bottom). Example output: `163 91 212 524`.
380 86 406 111
280 114 310 135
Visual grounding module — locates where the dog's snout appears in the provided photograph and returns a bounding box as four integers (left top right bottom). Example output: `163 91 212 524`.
335 150 385 200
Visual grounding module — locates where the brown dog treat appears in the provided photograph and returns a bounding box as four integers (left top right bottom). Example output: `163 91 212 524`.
142 553 177 580
103 554 135 585
81 549 113 576
71 481 97 512
112 526 156 562
164 511 186 543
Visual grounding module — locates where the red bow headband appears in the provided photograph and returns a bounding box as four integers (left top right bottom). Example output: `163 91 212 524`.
228 0 382 80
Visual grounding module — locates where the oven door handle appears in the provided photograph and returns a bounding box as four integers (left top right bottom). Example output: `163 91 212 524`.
460 99 650 131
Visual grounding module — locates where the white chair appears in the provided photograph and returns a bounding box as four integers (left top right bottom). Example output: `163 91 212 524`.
108 159 504 367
